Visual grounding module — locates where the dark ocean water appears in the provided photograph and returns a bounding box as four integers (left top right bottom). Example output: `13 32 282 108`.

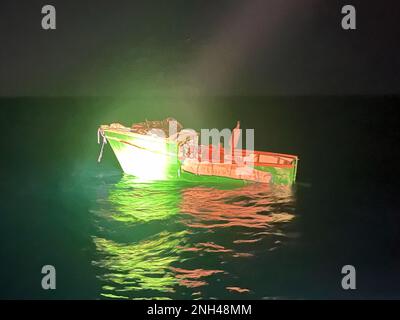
1 96 400 299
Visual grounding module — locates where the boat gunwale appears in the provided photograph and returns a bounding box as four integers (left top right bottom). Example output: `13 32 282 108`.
104 137 297 170
103 128 172 144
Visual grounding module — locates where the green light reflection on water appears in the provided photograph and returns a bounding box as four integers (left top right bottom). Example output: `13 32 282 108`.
92 174 296 299
93 175 190 299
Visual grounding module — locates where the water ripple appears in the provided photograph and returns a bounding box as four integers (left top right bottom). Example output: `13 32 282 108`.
91 175 297 299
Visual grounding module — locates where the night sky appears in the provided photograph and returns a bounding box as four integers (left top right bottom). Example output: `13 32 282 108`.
1 0 399 96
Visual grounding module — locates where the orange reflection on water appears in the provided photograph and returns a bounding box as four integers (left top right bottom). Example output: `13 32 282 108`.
180 183 295 230
177 241 232 253
170 267 225 288
196 242 233 253
226 286 250 293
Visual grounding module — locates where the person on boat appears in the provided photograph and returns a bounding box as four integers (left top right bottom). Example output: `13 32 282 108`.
229 121 241 151
222 121 241 164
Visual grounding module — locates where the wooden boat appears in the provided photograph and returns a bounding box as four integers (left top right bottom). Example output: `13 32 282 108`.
98 121 298 185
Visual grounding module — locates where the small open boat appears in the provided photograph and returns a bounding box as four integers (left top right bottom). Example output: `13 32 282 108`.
98 119 298 185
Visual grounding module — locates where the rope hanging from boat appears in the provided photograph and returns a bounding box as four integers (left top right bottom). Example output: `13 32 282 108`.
97 128 107 162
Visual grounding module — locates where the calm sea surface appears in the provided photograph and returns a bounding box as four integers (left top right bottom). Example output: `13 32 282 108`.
1 96 400 299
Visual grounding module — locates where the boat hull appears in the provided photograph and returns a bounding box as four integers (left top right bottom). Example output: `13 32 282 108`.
102 129 298 185
104 129 180 181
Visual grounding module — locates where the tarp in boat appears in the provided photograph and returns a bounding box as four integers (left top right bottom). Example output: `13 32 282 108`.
131 117 183 137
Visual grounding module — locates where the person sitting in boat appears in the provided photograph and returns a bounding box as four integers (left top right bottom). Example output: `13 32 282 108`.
174 129 199 159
